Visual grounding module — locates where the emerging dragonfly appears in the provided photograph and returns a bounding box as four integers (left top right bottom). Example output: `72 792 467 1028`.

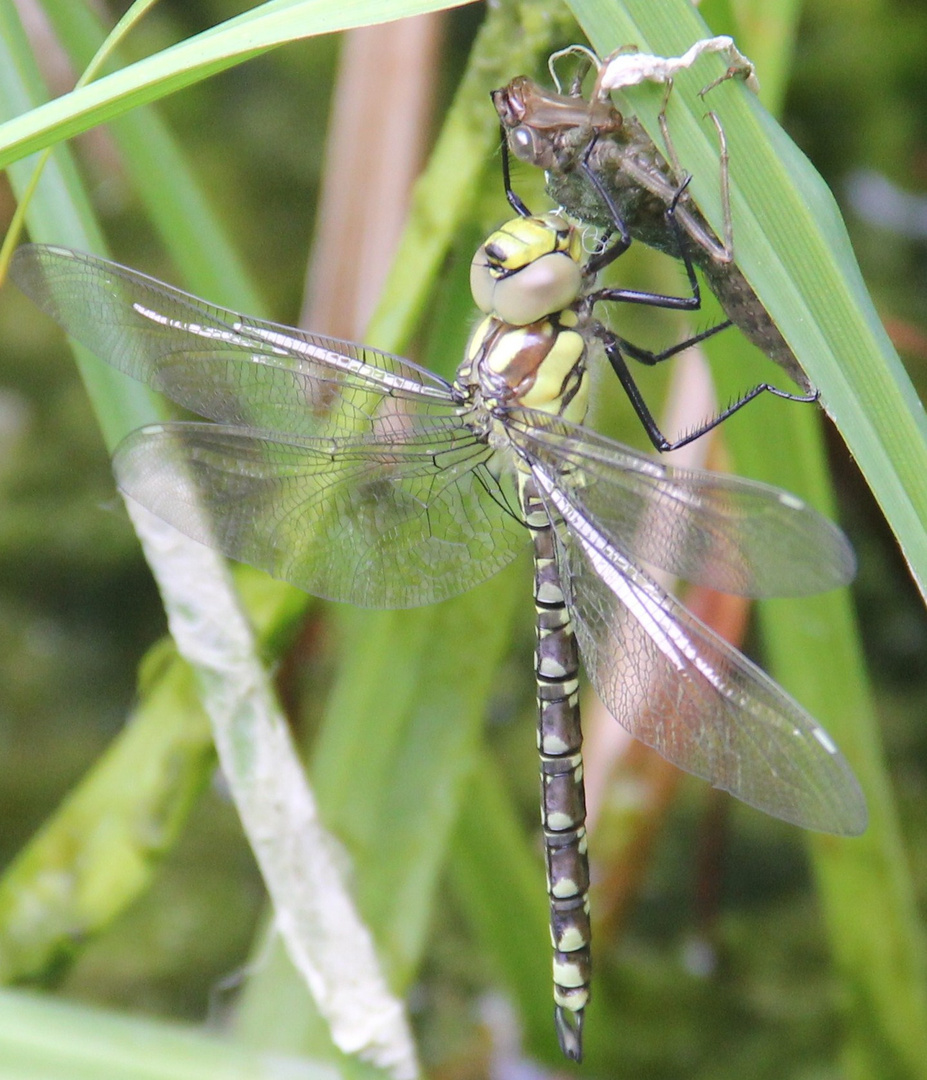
492 38 812 392
11 221 865 1061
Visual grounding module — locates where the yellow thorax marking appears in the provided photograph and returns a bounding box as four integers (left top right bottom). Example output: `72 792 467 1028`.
471 316 588 422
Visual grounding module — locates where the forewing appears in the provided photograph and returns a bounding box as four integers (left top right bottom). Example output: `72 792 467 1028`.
114 417 526 608
534 471 866 835
11 244 452 438
510 410 854 598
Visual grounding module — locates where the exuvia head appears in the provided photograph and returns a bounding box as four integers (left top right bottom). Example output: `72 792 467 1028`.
506 121 555 168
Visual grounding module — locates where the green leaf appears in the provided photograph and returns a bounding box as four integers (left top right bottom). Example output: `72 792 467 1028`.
0 987 341 1079
566 0 927 598
0 0 474 169
562 3 927 1077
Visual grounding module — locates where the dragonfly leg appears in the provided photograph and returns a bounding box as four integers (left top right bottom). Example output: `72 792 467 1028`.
599 321 818 451
613 318 733 367
546 43 595 96
583 175 703 320
578 136 632 275
499 123 534 218
697 44 760 98
584 177 707 319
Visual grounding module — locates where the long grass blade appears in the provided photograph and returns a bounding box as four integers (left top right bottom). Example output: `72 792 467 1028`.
562 3 927 1075
567 0 927 599
0 0 474 169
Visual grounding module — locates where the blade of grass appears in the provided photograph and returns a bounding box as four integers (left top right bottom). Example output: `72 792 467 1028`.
0 12 164 445
562 3 927 1077
125 505 420 1079
0 0 292 981
0 987 341 1080
33 0 267 309
567 0 927 598
2 7 417 1073
0 0 162 271
705 9 927 1078
0 0 475 169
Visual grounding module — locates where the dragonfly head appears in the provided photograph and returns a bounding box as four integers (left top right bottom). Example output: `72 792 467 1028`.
470 213 584 326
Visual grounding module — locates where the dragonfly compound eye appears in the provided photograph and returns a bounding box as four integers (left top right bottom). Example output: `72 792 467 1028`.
470 216 583 326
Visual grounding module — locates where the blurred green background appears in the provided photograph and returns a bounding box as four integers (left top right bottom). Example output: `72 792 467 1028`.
0 0 925 1077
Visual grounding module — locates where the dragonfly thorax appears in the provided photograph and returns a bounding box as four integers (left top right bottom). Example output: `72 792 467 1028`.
456 309 590 425
470 213 584 326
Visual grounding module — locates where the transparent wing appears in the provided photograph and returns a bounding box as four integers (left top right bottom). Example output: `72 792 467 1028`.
533 471 866 835
114 420 526 608
13 244 528 605
510 410 854 597
11 244 453 438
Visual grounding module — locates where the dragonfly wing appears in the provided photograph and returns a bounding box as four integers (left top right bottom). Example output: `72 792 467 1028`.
11 244 453 438
511 410 854 597
115 420 526 608
532 469 866 835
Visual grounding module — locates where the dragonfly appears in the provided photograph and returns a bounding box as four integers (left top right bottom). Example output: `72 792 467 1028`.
492 38 813 393
11 221 866 1062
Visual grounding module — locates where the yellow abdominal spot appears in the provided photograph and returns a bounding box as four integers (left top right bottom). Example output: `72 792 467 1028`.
554 986 590 1010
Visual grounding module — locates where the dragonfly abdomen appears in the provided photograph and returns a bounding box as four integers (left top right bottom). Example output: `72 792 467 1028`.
522 475 591 1062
